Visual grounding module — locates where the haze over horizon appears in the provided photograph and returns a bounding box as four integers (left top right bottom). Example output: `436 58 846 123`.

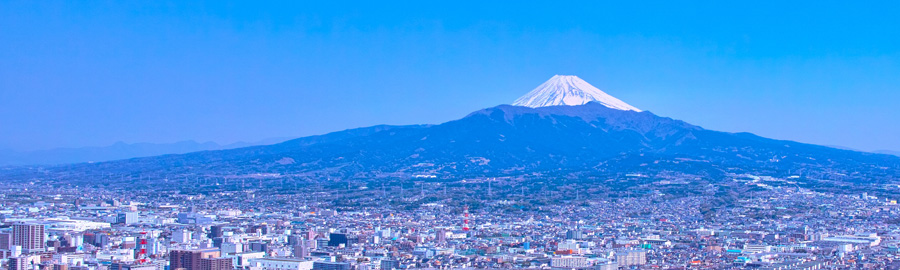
2 1 899 152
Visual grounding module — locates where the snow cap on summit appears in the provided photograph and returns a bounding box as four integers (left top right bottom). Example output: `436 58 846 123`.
512 75 641 112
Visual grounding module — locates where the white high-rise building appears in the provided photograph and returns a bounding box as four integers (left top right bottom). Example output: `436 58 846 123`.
173 229 191 243
13 224 45 253
550 256 589 268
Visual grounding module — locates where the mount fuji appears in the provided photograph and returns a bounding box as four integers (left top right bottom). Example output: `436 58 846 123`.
513 75 641 111
7 75 900 186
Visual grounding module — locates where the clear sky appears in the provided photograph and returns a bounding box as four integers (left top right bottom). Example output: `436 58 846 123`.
1 1 899 152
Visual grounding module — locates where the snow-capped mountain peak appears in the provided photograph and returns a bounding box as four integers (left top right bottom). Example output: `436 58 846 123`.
512 75 641 112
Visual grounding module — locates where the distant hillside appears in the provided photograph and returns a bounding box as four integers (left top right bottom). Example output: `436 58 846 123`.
0 138 289 166
19 103 900 184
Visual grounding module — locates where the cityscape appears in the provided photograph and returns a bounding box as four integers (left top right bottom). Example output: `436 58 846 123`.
1 169 900 269
2 2 900 270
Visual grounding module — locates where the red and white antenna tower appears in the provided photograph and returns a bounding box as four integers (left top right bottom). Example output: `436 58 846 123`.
462 206 470 231
137 231 148 264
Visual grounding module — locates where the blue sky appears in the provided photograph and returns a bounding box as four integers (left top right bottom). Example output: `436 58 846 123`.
1 1 899 152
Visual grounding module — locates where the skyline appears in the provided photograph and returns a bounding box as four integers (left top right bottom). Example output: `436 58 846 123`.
3 2 900 269
2 1 900 152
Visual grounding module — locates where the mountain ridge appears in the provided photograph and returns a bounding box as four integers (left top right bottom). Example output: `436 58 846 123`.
876 150 900 157
0 137 290 166
15 102 898 185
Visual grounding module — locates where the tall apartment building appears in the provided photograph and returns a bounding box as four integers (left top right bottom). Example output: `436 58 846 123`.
550 256 589 268
117 212 139 225
565 230 584 240
292 244 309 258
199 257 233 270
615 249 647 267
8 255 41 270
13 224 45 253
0 232 13 258
207 225 224 239
169 248 220 270
0 232 12 250
380 259 400 270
